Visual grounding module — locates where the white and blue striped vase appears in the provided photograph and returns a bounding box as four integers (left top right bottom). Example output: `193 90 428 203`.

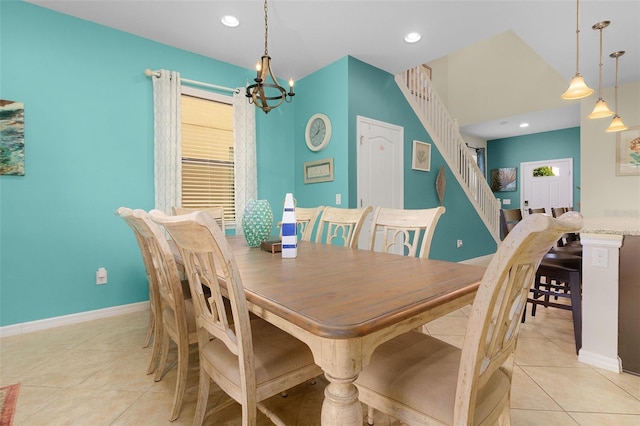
241 199 273 247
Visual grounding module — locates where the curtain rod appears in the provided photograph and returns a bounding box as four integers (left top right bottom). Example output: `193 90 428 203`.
144 69 240 94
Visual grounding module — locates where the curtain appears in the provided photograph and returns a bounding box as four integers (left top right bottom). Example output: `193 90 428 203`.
152 70 182 214
232 90 257 234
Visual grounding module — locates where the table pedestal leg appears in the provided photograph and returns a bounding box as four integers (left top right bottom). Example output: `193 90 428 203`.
321 373 362 426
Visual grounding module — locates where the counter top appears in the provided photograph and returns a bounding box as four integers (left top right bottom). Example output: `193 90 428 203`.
581 217 640 236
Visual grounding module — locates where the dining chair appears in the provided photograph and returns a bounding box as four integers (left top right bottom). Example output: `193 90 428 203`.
367 206 445 258
499 208 522 240
551 207 580 248
149 210 323 426
173 206 225 230
276 205 325 241
116 207 163 374
116 207 197 421
528 207 546 215
355 211 583 426
315 206 372 248
294 206 325 241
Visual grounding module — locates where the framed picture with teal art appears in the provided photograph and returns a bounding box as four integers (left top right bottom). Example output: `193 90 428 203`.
0 99 25 176
490 167 517 192
616 126 640 176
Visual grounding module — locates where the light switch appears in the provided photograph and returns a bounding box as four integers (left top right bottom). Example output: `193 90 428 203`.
336 194 341 205
503 199 511 205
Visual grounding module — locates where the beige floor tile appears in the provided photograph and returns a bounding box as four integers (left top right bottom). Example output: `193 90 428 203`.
595 368 640 400
112 387 198 425
19 348 126 387
568 412 640 425
522 366 640 414
13 384 66 424
75 350 158 391
515 337 583 368
423 313 468 336
511 366 562 411
20 388 142 425
511 409 579 425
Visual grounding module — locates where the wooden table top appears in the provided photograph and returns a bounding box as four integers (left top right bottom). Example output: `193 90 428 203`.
209 237 485 339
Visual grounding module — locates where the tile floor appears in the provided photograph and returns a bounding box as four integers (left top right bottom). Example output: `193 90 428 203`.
1 303 639 425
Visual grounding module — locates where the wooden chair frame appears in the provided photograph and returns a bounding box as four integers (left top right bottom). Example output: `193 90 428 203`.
315 206 372 248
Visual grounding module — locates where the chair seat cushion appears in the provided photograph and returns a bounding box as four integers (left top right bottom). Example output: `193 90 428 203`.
201 318 318 387
356 331 510 425
163 298 197 334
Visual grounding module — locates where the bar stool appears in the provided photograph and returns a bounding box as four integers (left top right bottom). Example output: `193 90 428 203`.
523 252 582 353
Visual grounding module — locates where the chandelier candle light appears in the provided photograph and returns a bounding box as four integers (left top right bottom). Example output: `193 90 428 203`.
606 51 629 133
562 0 594 100
246 0 294 114
587 21 614 119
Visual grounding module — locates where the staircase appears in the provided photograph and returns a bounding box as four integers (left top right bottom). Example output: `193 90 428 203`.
396 66 501 243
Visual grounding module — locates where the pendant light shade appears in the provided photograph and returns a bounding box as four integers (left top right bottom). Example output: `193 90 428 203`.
587 21 614 119
605 51 628 133
562 0 593 100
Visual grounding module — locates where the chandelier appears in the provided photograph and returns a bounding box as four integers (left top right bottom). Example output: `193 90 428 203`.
246 0 294 114
561 0 593 100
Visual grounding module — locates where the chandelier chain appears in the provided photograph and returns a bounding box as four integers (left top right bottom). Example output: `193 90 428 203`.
264 0 269 55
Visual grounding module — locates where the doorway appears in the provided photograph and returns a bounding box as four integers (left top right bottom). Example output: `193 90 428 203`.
521 158 573 216
356 116 404 250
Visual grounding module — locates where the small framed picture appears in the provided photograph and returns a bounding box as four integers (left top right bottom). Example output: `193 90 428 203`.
490 167 517 192
616 126 640 176
304 158 334 184
412 140 431 172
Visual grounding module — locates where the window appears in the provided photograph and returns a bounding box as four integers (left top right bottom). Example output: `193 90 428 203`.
180 87 235 225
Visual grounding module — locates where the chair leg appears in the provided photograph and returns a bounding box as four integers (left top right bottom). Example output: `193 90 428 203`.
193 368 210 426
568 270 582 354
154 329 171 382
146 314 163 375
143 308 154 348
367 405 375 425
169 337 189 421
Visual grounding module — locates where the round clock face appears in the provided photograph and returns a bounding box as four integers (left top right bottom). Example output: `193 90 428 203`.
305 113 332 151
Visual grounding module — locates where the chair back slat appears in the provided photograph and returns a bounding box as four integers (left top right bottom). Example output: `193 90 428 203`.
315 206 372 248
368 206 445 258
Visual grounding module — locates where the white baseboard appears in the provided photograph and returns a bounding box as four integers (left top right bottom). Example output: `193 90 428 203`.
0 301 150 338
578 349 623 373
459 254 493 267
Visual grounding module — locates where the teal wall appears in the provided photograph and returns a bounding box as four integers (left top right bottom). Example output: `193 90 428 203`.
1 1 495 327
487 127 581 210
0 1 289 326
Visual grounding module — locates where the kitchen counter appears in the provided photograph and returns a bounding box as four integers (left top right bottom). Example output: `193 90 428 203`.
581 217 640 236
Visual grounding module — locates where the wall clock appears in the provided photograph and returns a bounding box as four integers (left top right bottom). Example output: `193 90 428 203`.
305 113 332 151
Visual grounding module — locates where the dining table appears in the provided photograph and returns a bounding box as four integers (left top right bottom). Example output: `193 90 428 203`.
174 236 485 426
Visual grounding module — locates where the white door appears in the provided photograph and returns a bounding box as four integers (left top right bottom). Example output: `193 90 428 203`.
521 158 573 216
356 116 404 250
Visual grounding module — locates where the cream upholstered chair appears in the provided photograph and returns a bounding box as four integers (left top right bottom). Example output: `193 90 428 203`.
315 206 372 248
116 207 197 421
149 210 323 426
173 206 225 230
356 212 583 426
367 206 445 258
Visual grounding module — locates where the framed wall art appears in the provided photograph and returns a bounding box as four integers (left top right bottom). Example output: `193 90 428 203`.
304 158 334 184
0 99 25 176
412 140 431 172
490 167 517 192
616 126 640 176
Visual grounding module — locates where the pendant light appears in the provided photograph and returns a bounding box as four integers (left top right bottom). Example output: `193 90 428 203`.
587 21 614 119
245 0 295 114
562 0 594 100
606 51 629 133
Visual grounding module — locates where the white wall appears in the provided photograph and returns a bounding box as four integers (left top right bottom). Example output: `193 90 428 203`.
580 80 640 219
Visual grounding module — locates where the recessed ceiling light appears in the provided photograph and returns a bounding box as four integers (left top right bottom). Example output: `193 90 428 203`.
221 15 239 27
404 32 421 43
519 122 530 128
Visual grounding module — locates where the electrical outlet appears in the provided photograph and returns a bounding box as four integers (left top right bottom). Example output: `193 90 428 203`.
456 239 463 248
592 248 608 268
96 267 107 285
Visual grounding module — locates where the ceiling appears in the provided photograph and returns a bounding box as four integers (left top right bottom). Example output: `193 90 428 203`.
26 0 640 140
